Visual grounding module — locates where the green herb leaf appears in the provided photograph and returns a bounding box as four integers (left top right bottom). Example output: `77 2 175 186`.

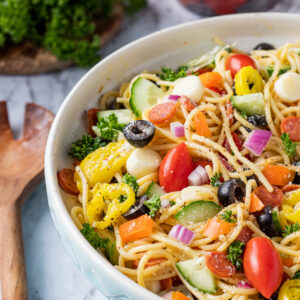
280 132 299 157
80 223 109 249
282 222 300 237
145 194 161 218
211 172 222 187
123 173 139 194
119 194 128 203
96 113 126 142
220 210 236 223
293 270 300 279
169 200 176 206
160 66 188 82
69 135 108 161
278 67 291 75
227 240 245 270
120 0 147 14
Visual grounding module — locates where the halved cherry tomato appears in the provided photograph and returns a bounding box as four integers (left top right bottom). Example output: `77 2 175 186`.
205 251 236 277
179 95 197 112
254 185 284 208
243 237 283 298
281 116 300 142
281 184 300 193
262 165 295 187
226 100 234 126
236 227 253 244
132 258 167 269
226 54 257 77
57 168 79 195
87 108 101 137
159 143 194 192
148 102 176 125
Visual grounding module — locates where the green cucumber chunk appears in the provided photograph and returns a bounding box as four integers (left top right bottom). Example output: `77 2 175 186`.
272 207 282 236
129 77 164 117
231 93 265 116
175 201 221 226
146 182 166 198
97 109 134 124
176 257 216 294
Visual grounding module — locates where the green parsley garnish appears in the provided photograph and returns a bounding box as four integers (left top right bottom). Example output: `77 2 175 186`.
145 194 161 218
96 113 126 142
280 132 299 157
220 210 236 223
159 66 189 82
169 200 176 206
282 222 300 237
227 240 245 270
69 135 108 161
293 270 300 279
123 173 139 194
118 194 128 203
266 66 291 78
211 172 222 187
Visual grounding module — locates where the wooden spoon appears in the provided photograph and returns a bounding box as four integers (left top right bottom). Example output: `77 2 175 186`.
0 101 54 300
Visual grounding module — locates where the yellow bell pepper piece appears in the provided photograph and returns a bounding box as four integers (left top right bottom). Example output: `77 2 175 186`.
282 204 300 223
235 66 264 95
284 188 300 206
87 182 135 229
79 140 133 187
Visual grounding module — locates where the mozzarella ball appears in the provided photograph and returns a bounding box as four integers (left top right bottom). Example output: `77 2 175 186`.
274 72 300 102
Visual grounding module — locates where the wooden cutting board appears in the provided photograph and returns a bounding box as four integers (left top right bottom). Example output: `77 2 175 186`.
0 4 123 75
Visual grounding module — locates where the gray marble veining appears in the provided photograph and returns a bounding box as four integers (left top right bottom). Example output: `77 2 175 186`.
0 0 298 299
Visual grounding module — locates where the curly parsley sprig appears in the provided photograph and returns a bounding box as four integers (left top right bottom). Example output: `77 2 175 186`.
280 132 299 157
145 194 161 218
220 210 236 223
159 66 189 82
282 222 299 237
211 172 222 187
227 241 245 270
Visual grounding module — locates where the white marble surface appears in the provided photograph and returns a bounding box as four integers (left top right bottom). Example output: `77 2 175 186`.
0 0 299 299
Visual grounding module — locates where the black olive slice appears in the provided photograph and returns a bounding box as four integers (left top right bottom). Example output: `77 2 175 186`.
217 179 246 207
253 43 275 51
247 115 268 127
123 195 149 220
123 120 155 148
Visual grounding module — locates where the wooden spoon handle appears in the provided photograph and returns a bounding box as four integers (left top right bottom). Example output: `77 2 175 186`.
0 203 28 300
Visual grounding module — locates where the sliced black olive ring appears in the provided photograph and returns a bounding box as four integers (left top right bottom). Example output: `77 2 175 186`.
217 179 246 207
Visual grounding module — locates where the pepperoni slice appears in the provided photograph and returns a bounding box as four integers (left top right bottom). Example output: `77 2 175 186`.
205 251 236 278
254 185 284 208
57 168 79 195
281 116 300 142
149 103 176 125
179 95 197 112
236 227 253 244
87 108 101 137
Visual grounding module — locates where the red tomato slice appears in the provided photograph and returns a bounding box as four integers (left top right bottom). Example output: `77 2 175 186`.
87 108 101 137
159 143 194 192
226 54 257 77
236 227 253 244
243 237 283 298
148 102 176 125
254 185 284 208
179 96 197 112
57 168 79 195
205 252 236 278
281 116 300 142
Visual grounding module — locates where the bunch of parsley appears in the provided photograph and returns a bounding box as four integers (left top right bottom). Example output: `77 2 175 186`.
0 0 146 67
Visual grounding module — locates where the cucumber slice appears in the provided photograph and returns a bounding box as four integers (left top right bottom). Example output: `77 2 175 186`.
272 207 282 236
175 201 221 226
231 93 265 116
176 257 217 294
129 77 164 117
97 109 134 124
146 182 166 198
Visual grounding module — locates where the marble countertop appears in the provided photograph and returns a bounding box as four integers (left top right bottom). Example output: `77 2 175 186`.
0 0 299 299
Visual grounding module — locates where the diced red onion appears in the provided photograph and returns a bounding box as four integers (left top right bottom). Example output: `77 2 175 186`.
168 95 180 101
170 122 185 137
161 199 170 208
236 281 253 288
188 165 209 186
244 129 272 156
168 224 195 245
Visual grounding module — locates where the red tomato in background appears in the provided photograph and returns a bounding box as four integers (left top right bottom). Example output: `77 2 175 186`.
243 237 283 298
205 252 236 277
159 143 194 192
281 116 300 142
226 54 256 77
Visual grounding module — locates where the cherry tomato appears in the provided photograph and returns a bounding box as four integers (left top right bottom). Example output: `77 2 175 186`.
226 54 257 77
236 227 253 244
57 168 79 195
205 252 236 277
87 108 101 137
179 95 197 112
281 116 300 142
254 185 284 208
159 143 194 192
148 102 176 125
243 237 283 298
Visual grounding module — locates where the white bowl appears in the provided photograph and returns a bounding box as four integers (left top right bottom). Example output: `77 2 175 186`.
45 13 300 300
